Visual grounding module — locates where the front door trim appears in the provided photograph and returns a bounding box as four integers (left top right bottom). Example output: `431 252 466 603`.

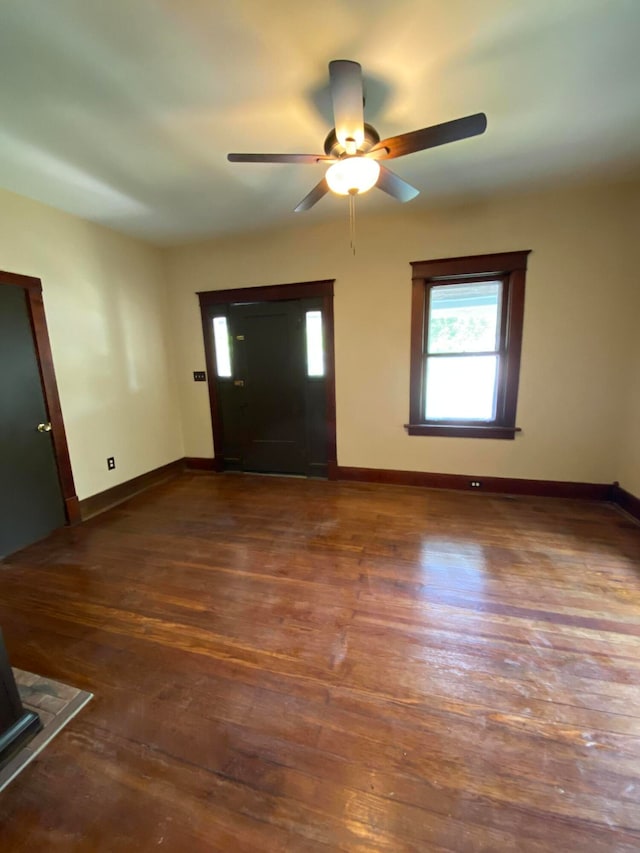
198 280 337 477
0 270 80 524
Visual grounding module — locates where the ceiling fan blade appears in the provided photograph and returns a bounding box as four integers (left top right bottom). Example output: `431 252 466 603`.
371 113 487 160
294 178 329 213
376 165 420 203
329 60 365 149
228 153 332 164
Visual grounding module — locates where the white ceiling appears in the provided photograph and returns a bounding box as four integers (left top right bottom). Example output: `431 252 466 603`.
0 0 639 245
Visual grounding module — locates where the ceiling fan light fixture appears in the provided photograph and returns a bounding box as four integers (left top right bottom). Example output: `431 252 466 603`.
325 157 380 196
228 60 487 218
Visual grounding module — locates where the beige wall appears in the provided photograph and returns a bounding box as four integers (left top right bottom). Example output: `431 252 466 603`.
0 188 183 500
620 361 640 497
166 177 639 487
3 176 636 500
615 187 640 497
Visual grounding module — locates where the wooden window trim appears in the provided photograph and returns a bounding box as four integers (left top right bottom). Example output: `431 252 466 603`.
407 251 530 439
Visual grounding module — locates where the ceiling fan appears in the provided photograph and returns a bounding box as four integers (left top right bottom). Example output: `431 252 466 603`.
227 60 487 213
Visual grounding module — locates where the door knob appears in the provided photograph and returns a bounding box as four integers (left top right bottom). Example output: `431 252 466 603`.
37 422 52 433
233 379 245 387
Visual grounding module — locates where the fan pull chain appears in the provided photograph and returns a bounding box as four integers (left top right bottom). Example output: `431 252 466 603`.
348 191 356 255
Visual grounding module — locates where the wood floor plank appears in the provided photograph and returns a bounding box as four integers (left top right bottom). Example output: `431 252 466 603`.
0 473 639 851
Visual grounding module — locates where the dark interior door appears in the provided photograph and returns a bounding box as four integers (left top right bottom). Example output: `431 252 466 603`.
228 301 306 474
0 286 66 559
211 297 328 476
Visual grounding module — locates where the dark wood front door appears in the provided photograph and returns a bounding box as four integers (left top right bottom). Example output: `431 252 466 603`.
0 286 66 559
204 292 331 477
227 300 307 474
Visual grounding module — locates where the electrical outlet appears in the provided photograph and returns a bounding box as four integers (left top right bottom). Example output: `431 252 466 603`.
107 457 116 470
470 480 481 488
193 371 206 382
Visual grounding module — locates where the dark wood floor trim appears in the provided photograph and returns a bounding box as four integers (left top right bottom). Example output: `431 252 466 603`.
81 458 638 521
79 459 186 520
184 457 223 472
610 482 640 523
335 465 611 500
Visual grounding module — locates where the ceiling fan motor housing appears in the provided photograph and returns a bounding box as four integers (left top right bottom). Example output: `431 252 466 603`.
323 123 381 158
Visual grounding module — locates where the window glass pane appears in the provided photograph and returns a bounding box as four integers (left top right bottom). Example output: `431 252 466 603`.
427 281 502 354
425 355 498 420
306 310 324 377
212 316 232 377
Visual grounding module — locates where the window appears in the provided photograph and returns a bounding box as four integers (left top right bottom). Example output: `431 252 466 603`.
407 251 530 439
305 310 325 377
212 316 232 377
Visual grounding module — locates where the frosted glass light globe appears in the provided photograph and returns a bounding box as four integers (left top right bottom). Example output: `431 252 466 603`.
326 157 380 196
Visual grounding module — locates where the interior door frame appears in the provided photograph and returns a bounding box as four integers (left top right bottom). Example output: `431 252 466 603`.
198 279 337 478
0 270 80 524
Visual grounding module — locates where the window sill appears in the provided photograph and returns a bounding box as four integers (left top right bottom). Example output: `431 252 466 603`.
405 424 521 439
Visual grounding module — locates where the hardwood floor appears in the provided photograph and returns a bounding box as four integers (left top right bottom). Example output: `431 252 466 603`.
0 472 639 852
